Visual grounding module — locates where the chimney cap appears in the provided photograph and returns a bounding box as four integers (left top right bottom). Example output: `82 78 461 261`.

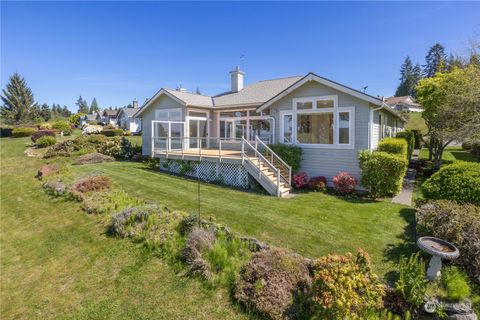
230 66 244 75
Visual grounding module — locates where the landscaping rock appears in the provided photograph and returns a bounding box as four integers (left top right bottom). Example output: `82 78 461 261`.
187 258 212 280
36 164 61 180
43 180 67 196
74 153 115 165
181 228 216 264
239 236 269 252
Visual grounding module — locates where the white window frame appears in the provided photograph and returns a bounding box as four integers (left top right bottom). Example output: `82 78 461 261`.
280 95 355 149
155 108 183 122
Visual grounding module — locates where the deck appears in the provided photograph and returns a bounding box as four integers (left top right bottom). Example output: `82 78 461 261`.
154 148 248 163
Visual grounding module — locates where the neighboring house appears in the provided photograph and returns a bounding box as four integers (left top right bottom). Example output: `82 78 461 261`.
117 100 142 134
134 68 405 197
100 109 120 126
385 96 423 113
79 113 100 126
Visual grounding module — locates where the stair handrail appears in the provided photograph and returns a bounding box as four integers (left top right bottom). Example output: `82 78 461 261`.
241 137 282 196
255 136 292 187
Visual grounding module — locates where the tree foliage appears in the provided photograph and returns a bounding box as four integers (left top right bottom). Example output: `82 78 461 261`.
423 43 447 78
1 73 39 124
90 98 99 113
76 96 89 114
417 63 480 168
395 57 422 97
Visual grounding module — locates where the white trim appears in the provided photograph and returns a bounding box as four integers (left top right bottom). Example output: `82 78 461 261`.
257 73 383 112
135 89 187 117
279 111 293 144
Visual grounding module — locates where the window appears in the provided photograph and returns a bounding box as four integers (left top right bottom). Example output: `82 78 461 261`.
220 110 247 118
297 113 334 144
316 99 334 109
297 101 313 110
281 113 293 143
338 112 350 144
189 111 207 118
155 108 182 121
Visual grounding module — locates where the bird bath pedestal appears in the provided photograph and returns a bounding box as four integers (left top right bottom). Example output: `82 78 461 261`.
417 236 459 280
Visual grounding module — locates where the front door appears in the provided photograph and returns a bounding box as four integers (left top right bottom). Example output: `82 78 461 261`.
189 118 207 149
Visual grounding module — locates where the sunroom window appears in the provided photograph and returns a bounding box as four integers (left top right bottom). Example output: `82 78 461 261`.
338 112 350 144
297 113 334 144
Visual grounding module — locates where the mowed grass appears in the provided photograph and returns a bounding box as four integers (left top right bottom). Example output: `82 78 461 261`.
405 112 427 133
73 161 415 278
419 146 477 163
0 137 249 320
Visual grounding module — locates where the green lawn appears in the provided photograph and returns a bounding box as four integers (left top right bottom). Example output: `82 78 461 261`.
405 112 427 134
0 137 248 320
1 136 416 318
419 146 477 163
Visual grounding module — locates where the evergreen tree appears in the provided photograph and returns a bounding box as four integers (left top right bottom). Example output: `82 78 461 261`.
423 43 447 77
0 73 39 124
196 87 201 95
395 56 417 97
76 96 89 114
447 54 465 71
62 106 71 117
40 103 52 121
90 98 99 113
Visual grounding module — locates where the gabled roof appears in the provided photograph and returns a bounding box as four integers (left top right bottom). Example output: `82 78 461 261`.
385 96 421 107
103 109 119 117
117 107 140 119
164 89 214 107
213 76 302 107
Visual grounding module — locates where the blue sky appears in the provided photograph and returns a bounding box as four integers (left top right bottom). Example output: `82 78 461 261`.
2 1 479 111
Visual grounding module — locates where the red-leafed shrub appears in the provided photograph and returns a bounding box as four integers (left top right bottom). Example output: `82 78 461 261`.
70 175 112 194
308 176 327 192
31 130 56 142
333 172 357 195
292 172 308 188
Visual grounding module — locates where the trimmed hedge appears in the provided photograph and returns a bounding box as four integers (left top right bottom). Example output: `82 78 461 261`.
100 129 124 137
268 144 303 173
422 161 480 205
12 127 37 137
359 151 408 198
31 129 56 142
0 127 13 137
395 131 415 159
377 137 408 159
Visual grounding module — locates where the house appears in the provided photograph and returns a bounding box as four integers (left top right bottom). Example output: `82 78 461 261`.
117 100 142 134
134 68 405 197
79 113 100 126
385 96 423 113
100 109 120 126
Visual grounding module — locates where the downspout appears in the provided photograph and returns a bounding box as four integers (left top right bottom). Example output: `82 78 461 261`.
368 98 387 150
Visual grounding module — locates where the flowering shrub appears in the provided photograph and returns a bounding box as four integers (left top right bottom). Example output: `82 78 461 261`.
292 172 308 188
44 140 76 158
31 129 56 142
82 125 103 135
310 250 385 320
69 175 112 194
98 137 133 159
333 172 357 195
308 176 327 192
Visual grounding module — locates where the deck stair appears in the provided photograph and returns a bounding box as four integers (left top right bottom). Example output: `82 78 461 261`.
241 136 292 197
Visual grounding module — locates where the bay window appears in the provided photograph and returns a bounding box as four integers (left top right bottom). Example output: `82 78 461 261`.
280 95 354 148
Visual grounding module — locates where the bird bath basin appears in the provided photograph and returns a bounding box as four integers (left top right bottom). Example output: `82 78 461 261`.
417 236 459 280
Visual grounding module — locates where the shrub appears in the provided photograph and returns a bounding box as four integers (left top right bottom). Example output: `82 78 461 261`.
0 126 13 137
74 153 115 165
81 189 143 215
234 248 311 320
36 136 56 148
292 172 308 188
377 137 408 159
396 131 415 159
181 228 216 265
82 124 103 135
359 151 408 198
12 127 36 137
39 123 52 130
308 176 327 192
43 180 67 197
470 141 480 161
416 201 480 283
441 266 471 301
144 157 160 170
411 130 422 149
332 172 357 195
110 204 185 249
100 129 124 137
462 141 472 151
44 140 77 158
70 175 112 194
268 144 303 173
52 121 72 135
422 161 480 205
310 249 385 320
31 129 56 142
98 136 133 159
395 253 428 308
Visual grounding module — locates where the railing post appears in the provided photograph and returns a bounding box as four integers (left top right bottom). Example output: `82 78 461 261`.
219 139 222 162
277 169 281 197
241 137 244 165
151 121 154 157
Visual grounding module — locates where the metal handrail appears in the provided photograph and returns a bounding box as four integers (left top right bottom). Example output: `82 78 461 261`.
254 136 292 187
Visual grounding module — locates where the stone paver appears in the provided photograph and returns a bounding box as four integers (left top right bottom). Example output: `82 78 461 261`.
392 149 420 206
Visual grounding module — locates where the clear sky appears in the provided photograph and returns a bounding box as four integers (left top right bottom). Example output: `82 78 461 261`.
2 1 479 111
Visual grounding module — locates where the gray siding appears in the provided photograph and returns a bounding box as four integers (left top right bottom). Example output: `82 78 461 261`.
267 81 371 183
141 95 185 155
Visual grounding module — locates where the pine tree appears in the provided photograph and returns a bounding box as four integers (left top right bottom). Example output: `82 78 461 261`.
0 73 39 124
62 106 71 117
395 56 417 97
40 103 52 121
90 98 99 113
423 43 447 77
76 96 89 114
447 54 465 71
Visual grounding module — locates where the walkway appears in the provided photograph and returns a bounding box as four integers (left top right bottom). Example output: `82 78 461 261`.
392 149 420 206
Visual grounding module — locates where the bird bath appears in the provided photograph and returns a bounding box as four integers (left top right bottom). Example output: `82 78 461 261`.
417 236 459 280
